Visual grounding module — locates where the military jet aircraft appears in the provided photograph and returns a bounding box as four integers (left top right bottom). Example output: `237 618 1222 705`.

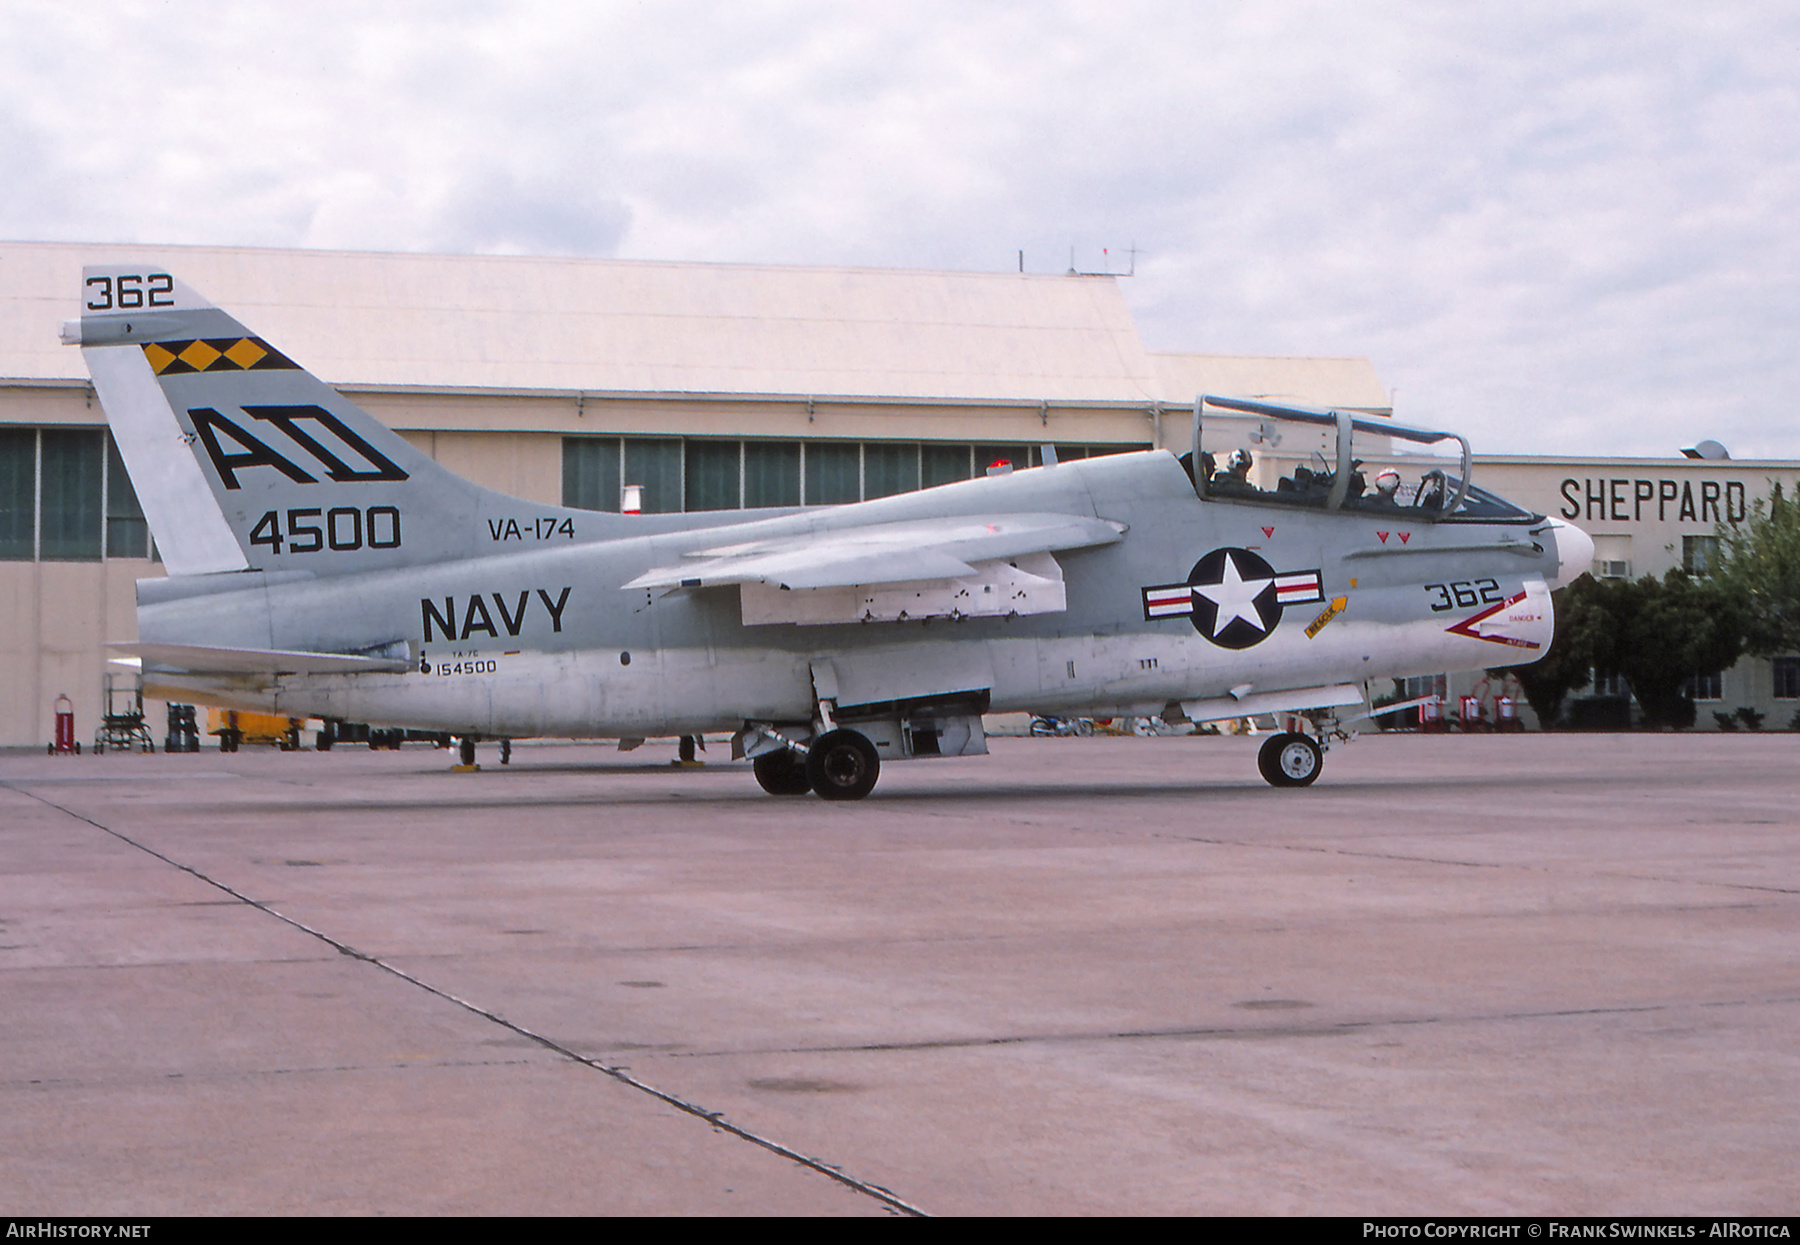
66 265 1592 797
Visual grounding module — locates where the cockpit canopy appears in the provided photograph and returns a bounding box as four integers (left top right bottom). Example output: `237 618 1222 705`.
1186 395 1537 523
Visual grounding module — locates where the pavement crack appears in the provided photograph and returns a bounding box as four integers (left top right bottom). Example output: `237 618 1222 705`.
666 994 1800 1059
5 781 929 1219
1174 834 1800 895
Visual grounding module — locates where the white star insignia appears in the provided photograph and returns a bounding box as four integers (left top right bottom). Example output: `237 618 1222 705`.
1192 553 1274 637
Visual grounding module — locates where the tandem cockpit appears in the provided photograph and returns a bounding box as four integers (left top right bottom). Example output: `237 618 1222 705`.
1182 394 1540 523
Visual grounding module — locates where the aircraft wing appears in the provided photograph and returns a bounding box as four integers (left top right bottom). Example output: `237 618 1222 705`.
623 512 1126 627
108 643 413 676
624 513 1125 590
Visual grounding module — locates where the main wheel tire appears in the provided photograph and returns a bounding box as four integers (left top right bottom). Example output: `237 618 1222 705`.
753 749 812 796
804 729 881 801
1258 732 1322 788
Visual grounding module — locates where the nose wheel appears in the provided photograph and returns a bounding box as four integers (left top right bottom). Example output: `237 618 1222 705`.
1257 731 1322 787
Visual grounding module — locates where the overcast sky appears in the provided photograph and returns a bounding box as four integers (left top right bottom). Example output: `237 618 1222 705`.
3 1 1796 458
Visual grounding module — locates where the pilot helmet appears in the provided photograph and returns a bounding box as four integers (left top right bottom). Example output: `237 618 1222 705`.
1225 448 1253 476
1374 468 1401 496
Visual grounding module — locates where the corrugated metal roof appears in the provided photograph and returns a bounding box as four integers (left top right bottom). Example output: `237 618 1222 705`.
0 241 1382 406
1152 352 1388 412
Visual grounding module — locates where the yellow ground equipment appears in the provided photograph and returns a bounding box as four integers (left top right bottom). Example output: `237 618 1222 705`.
207 708 304 752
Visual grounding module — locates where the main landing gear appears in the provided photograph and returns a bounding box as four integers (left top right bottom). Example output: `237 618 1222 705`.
746 726 882 801
804 729 881 801
752 748 811 796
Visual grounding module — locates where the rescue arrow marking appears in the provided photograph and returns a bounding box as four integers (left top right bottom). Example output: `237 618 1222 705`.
1304 596 1349 639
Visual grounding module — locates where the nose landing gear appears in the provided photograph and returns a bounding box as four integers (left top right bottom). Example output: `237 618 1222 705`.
1257 731 1323 787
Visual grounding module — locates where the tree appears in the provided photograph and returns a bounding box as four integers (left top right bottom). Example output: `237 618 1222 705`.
1708 482 1800 656
1611 571 1747 728
1499 570 1747 729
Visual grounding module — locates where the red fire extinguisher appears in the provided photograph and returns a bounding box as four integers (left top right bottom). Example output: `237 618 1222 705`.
50 693 79 755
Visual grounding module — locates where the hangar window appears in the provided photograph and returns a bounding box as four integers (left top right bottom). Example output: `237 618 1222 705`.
106 437 151 559
561 437 620 513
0 428 151 562
1592 670 1630 698
1682 536 1720 575
803 442 860 505
743 442 800 507
37 429 103 561
562 436 1153 513
684 440 741 511
922 444 973 488
976 444 1033 474
863 443 920 499
0 428 32 559
1399 674 1447 702
1683 671 1723 702
1773 657 1800 700
625 439 684 514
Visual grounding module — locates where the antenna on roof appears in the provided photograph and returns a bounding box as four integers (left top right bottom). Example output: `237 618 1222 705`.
1063 243 1139 277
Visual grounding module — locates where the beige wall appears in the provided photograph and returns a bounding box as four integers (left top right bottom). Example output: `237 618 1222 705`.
365 389 1167 448
0 383 96 426
0 556 163 748
1441 457 1800 729
399 430 563 504
1476 457 1800 579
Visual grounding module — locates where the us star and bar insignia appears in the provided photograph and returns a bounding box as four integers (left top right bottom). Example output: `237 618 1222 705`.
1142 547 1325 650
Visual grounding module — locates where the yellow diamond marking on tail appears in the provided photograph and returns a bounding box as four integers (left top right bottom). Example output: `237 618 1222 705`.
222 339 267 369
178 341 222 370
143 343 177 375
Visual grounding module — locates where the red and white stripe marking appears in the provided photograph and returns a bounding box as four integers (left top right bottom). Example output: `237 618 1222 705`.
1273 572 1323 605
1144 586 1194 618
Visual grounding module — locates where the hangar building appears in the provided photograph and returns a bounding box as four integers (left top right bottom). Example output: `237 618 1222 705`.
0 241 1793 746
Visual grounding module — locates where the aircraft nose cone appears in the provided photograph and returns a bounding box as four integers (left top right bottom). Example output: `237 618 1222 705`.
1547 518 1594 589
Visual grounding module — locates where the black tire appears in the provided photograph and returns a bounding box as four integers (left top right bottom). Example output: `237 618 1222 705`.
1258 732 1322 788
753 749 811 796
804 729 880 801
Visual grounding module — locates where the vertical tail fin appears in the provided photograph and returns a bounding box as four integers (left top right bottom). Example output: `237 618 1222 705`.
67 265 580 577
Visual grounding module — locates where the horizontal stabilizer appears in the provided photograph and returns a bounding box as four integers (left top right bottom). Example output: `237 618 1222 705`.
108 642 412 676
624 513 1125 591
